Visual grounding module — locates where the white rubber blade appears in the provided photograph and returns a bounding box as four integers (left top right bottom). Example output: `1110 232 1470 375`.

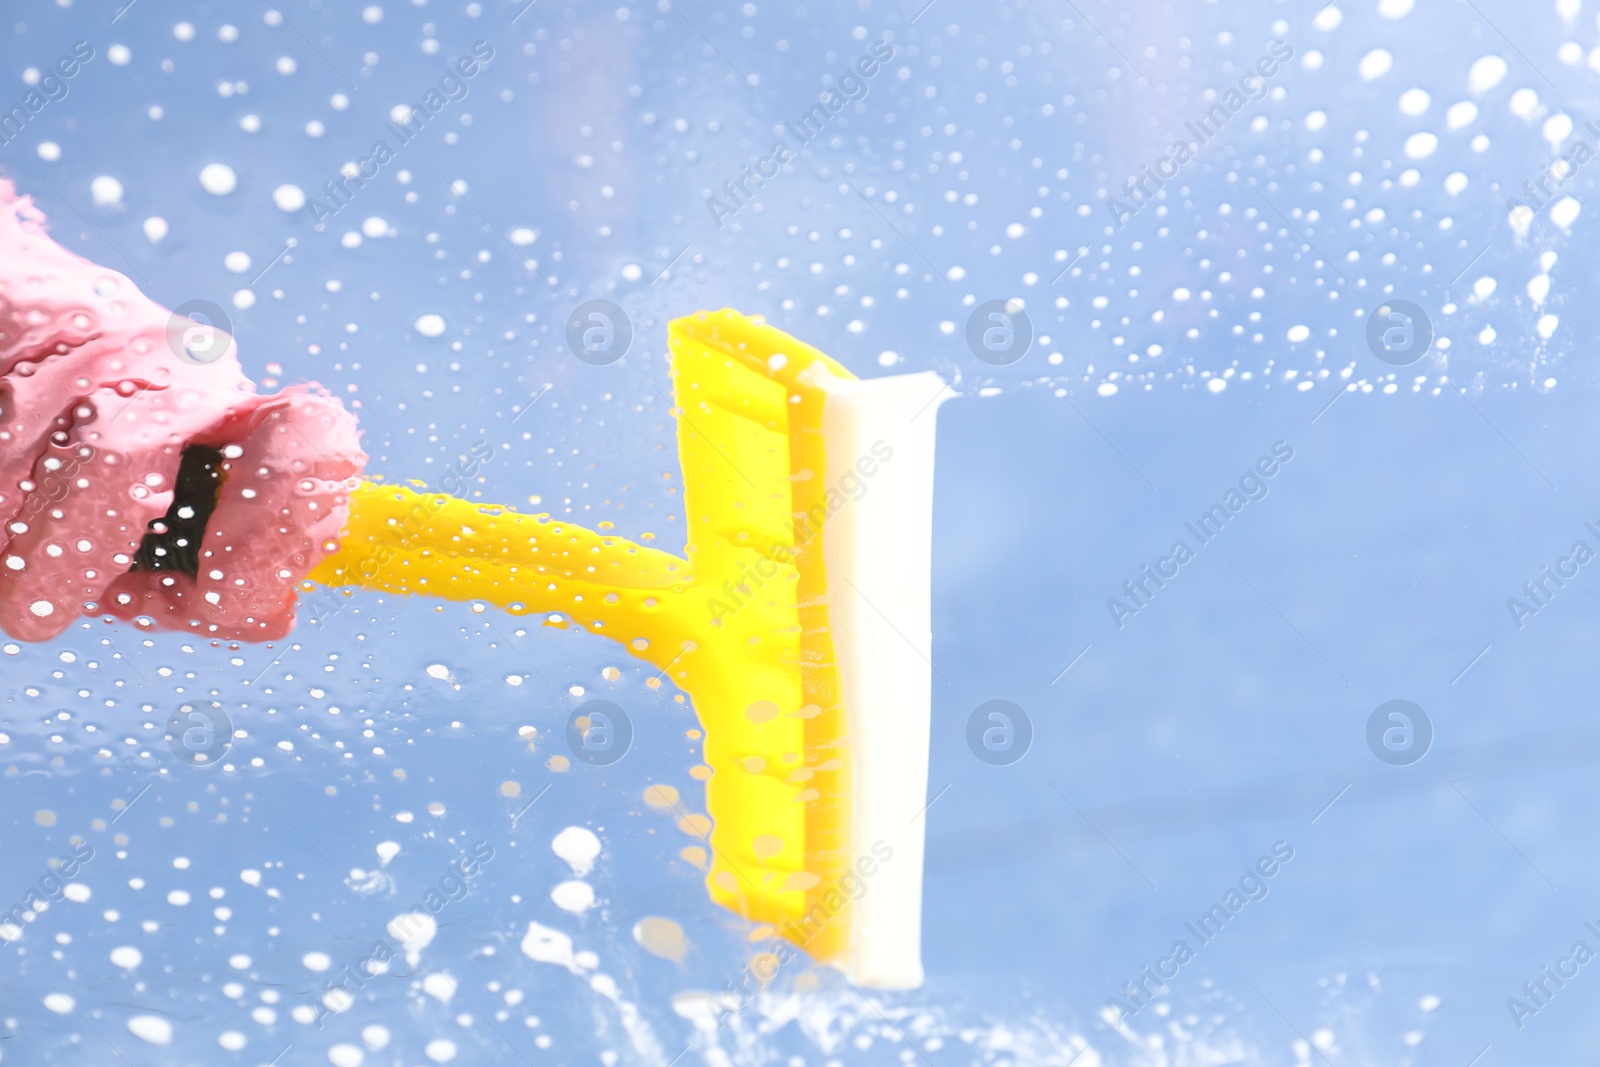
811 366 950 989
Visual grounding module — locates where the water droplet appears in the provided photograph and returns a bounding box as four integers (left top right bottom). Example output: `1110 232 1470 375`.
199 163 238 196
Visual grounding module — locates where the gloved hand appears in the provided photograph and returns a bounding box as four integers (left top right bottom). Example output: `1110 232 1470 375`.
0 180 365 642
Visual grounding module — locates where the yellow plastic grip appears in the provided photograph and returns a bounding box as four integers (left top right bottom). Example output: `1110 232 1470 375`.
307 310 861 963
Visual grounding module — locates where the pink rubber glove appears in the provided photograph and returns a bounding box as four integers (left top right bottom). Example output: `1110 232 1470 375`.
0 179 366 642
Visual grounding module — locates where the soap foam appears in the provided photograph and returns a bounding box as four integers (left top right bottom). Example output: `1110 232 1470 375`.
551 826 601 877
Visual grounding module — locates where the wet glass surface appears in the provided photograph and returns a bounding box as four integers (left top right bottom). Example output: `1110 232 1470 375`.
4 0 1600 1062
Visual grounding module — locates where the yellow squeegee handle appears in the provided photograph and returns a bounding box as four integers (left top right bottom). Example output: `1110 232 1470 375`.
306 480 708 674
303 309 867 965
